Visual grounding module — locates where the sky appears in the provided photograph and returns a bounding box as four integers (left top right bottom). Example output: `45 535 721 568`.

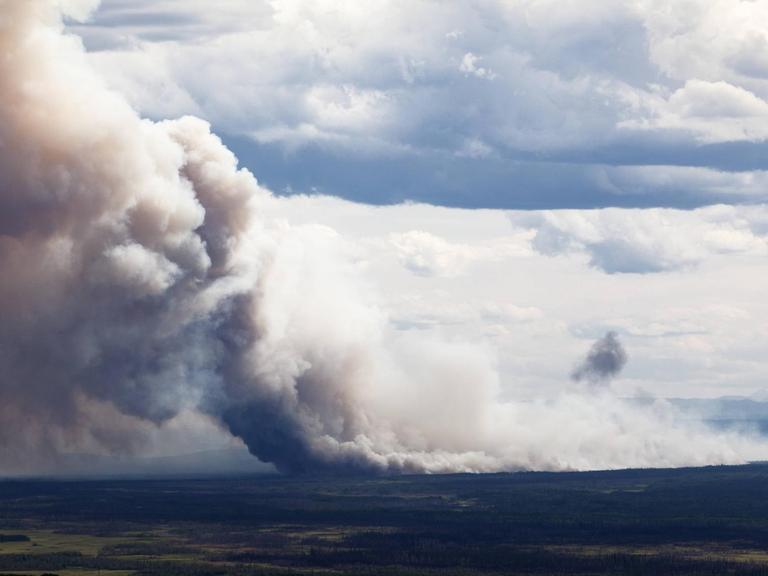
2 0 768 475
71 0 768 208
64 0 768 402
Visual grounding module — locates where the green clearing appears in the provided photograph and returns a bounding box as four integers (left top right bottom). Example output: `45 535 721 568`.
0 530 138 556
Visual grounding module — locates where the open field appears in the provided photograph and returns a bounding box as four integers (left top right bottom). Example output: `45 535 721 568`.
2 465 768 574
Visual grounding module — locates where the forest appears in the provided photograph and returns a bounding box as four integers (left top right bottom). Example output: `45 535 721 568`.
1 464 768 574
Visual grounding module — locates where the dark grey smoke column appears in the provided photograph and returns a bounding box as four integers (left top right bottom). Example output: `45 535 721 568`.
571 331 628 385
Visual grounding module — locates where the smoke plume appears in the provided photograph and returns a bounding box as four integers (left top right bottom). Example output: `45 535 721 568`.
0 0 766 475
572 332 628 385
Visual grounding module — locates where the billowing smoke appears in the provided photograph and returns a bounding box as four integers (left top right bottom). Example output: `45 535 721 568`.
572 332 628 385
0 0 766 475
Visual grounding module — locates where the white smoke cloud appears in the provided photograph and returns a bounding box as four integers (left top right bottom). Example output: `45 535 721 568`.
1 0 767 475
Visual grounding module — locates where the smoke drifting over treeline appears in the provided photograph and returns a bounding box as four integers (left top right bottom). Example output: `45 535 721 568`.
0 0 765 475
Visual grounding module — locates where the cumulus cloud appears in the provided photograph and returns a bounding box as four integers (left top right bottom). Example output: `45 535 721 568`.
621 80 768 143
512 205 768 274
389 230 527 277
459 52 497 80
58 0 100 20
59 0 768 208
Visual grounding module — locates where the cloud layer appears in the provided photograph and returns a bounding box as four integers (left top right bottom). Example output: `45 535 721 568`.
62 0 768 208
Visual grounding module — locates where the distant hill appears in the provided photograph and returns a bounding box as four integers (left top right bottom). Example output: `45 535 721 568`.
626 396 768 436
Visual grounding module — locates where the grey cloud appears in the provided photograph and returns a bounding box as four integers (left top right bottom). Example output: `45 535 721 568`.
68 0 768 209
224 136 768 210
572 332 628 384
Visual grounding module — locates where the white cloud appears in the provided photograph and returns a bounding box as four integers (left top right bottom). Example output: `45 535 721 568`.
60 2 637 155
389 230 527 277
390 292 542 331
511 205 768 274
455 137 494 158
58 0 100 21
74 0 768 153
459 52 497 80
620 80 768 142
670 80 768 119
636 0 768 84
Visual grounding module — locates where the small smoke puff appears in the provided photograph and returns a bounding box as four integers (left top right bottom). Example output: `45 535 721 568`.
571 331 628 385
